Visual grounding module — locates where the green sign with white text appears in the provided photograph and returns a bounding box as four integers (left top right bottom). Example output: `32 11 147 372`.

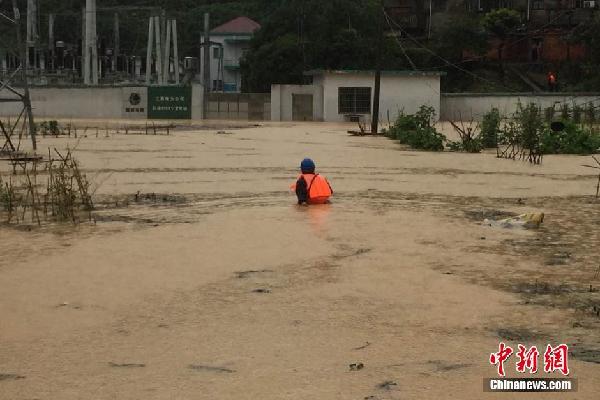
148 86 192 119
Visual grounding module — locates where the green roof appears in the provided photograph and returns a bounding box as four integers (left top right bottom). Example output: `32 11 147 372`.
304 70 446 77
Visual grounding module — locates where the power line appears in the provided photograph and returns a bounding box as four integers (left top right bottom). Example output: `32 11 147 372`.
0 11 16 24
383 10 417 71
420 8 592 111
383 9 521 93
383 10 600 113
382 10 442 97
427 9 577 70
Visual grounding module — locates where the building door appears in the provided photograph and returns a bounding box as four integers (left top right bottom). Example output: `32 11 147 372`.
292 94 314 121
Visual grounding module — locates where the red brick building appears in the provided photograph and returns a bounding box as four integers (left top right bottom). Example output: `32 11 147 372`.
485 30 586 63
385 0 595 63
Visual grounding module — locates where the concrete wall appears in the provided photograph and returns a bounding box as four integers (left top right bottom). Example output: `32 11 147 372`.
0 87 128 119
271 84 324 121
191 84 204 120
321 73 441 123
440 93 600 121
0 84 204 120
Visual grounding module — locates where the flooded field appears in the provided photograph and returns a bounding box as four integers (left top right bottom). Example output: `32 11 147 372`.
0 121 599 399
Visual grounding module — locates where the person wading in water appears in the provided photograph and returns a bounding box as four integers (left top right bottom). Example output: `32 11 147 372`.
290 158 333 205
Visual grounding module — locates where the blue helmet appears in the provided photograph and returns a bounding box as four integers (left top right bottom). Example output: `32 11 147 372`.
300 158 315 173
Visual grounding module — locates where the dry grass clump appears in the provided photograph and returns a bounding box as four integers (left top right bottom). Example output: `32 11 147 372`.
0 148 93 225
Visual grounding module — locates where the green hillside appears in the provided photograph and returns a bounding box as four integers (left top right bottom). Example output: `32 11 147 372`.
2 1 599 92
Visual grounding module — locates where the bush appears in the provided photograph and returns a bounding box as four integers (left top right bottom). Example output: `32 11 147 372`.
498 120 521 147
39 120 61 136
388 105 446 151
481 108 501 148
516 103 544 151
572 104 583 124
447 136 483 153
585 102 597 124
447 120 484 153
560 104 570 120
541 120 600 154
497 103 545 164
544 106 555 123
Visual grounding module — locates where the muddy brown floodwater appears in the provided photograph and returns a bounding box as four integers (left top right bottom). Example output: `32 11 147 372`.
0 121 599 399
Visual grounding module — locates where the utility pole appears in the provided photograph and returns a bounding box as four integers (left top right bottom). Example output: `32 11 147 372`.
203 13 210 119
154 15 163 85
165 19 171 83
161 9 167 73
428 0 432 39
81 7 85 79
12 0 37 151
84 0 98 85
146 16 154 84
161 18 180 84
113 13 120 72
145 13 170 85
172 20 180 84
91 0 98 84
84 3 90 84
371 1 384 135
48 14 55 71
26 0 37 71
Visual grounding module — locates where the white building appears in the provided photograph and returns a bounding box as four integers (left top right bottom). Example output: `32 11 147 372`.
271 70 444 123
203 16 260 93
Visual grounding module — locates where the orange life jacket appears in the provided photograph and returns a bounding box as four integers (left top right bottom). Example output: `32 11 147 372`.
291 173 333 204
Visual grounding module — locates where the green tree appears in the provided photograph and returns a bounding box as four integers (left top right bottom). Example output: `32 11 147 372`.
241 34 304 93
241 0 383 92
570 14 600 64
482 9 520 72
434 15 487 63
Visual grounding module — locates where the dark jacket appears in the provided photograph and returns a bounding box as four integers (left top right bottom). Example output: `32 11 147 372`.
295 175 309 204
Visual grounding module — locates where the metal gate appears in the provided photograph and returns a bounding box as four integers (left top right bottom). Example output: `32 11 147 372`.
292 94 313 121
207 93 270 120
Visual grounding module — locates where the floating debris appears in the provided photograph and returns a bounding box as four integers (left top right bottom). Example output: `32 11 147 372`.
349 362 364 371
484 213 545 229
108 362 146 368
377 380 397 390
0 373 25 381
235 269 273 279
353 342 371 351
188 364 235 373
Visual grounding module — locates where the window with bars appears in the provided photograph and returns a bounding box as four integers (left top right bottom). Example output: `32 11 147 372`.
338 87 371 114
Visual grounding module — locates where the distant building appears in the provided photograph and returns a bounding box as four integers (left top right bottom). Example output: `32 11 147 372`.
471 0 597 27
202 16 261 93
385 0 595 64
271 70 444 123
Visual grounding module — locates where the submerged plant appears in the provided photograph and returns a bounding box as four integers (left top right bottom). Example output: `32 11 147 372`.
388 105 446 151
0 148 94 225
